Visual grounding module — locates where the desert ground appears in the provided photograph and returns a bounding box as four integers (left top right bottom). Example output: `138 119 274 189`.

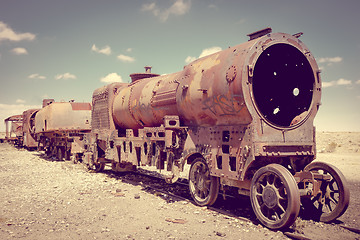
0 132 359 240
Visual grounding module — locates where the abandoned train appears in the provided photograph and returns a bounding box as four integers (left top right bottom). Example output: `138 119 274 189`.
3 28 349 230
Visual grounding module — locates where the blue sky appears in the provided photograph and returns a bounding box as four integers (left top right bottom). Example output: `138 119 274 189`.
0 0 359 132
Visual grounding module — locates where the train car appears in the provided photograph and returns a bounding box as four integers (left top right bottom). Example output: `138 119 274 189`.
4 114 24 146
83 28 349 229
35 99 91 161
22 109 40 150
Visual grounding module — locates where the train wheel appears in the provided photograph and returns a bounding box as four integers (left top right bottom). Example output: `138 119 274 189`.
250 164 300 230
89 161 105 172
71 155 77 164
88 156 105 172
188 158 219 206
302 161 350 222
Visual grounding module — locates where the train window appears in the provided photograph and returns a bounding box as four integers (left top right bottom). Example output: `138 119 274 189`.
229 157 236 171
216 156 222 169
252 43 314 127
158 132 165 137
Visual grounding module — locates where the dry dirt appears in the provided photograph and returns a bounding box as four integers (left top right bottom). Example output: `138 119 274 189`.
0 132 359 240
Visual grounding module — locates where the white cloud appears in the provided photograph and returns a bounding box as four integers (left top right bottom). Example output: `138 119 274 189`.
185 46 222 64
91 44 112 55
0 21 36 42
356 80 360 85
185 56 196 64
141 0 191 22
318 56 343 63
336 78 352 86
55 73 77 80
236 18 246 25
28 73 46 80
199 46 222 58
208 4 217 9
322 81 335 88
11 47 28 55
126 48 133 52
100 73 123 83
15 99 26 104
142 2 157 12
0 103 41 132
117 54 135 63
317 56 343 67
322 78 352 88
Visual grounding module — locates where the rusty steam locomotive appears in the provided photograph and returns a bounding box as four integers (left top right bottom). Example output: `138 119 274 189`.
3 28 349 230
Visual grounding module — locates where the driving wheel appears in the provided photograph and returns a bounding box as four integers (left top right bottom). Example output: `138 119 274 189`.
88 155 105 172
189 158 219 206
250 164 300 230
302 161 350 222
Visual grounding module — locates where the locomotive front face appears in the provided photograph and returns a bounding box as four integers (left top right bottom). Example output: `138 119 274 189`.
237 32 321 161
251 44 316 128
245 34 321 130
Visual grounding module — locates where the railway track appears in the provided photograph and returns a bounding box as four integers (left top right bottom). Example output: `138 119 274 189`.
99 168 360 239
30 152 360 239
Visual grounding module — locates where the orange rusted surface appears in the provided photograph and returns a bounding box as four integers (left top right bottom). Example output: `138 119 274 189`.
35 101 91 133
22 109 40 149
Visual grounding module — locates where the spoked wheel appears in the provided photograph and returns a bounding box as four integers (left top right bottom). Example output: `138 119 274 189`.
189 158 219 206
89 160 105 172
302 161 350 222
250 164 300 230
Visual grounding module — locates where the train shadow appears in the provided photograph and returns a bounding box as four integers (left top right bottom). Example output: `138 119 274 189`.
99 168 346 231
27 155 347 232
99 167 259 224
32 151 62 162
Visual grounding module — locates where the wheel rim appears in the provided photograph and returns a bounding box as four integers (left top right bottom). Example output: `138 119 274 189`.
89 161 105 172
250 164 300 229
303 162 350 222
189 159 219 206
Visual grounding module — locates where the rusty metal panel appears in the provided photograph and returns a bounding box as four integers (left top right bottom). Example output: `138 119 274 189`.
109 31 321 178
4 114 23 139
35 101 91 133
70 102 91 111
22 109 39 148
112 30 321 132
151 81 179 108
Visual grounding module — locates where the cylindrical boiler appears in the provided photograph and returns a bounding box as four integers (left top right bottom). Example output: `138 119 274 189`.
113 29 321 130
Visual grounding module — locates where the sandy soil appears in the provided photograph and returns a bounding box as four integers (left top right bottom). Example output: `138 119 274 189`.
0 132 359 240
